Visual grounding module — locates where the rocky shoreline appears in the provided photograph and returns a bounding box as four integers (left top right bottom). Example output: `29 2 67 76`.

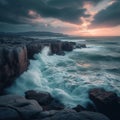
0 88 120 120
0 36 85 93
0 36 120 120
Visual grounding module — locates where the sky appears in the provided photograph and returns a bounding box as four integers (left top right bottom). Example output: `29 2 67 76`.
0 0 120 36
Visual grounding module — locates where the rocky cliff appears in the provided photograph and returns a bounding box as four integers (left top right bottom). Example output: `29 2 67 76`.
0 44 28 92
0 36 78 93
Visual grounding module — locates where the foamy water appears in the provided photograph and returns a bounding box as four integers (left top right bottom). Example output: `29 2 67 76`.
6 38 120 108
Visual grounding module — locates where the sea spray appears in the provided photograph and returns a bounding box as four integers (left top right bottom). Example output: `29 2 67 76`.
6 40 120 107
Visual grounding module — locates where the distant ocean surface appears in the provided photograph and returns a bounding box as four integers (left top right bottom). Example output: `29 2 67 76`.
6 37 120 107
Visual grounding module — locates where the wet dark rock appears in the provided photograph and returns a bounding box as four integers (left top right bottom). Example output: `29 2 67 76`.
73 105 86 112
89 88 118 104
79 111 110 120
27 42 43 59
49 41 75 54
42 109 110 120
34 110 58 119
118 97 120 105
43 99 65 111
76 43 86 48
50 42 63 55
86 102 96 112
0 94 110 120
0 107 21 120
0 94 43 120
61 42 74 51
89 88 120 120
25 90 65 111
0 36 86 93
0 45 28 93
25 90 53 106
73 103 96 113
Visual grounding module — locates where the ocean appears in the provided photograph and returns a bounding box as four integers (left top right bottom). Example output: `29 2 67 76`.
6 37 120 108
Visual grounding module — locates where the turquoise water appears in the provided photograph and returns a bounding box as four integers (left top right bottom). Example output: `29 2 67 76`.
6 38 120 107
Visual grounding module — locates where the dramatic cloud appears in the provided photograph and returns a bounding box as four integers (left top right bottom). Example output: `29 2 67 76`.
90 0 120 28
47 0 103 8
0 0 104 25
0 0 81 24
0 0 120 36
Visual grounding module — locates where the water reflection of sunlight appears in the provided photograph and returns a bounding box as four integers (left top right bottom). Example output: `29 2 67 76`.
76 63 91 68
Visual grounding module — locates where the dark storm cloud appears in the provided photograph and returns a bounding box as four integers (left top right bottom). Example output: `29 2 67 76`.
0 0 102 25
0 0 45 24
47 0 102 7
90 0 120 28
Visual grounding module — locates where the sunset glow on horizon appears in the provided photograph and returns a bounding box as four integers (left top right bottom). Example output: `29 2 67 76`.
0 0 120 36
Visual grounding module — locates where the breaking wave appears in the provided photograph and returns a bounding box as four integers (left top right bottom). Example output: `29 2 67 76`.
6 39 120 108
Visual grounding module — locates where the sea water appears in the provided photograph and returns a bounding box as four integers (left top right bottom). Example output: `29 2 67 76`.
6 37 120 107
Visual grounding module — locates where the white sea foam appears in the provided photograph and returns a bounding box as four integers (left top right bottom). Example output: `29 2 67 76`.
61 38 86 43
74 44 104 53
6 45 120 108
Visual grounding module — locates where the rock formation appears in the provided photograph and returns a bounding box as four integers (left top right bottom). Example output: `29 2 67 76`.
0 45 28 92
0 94 43 120
89 88 120 120
0 93 110 120
25 90 53 106
25 90 64 111
0 36 79 93
42 109 110 120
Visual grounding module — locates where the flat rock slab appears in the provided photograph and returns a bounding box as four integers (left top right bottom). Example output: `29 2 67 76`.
42 109 110 120
0 95 43 120
0 107 21 120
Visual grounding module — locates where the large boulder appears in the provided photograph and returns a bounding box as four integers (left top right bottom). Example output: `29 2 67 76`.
0 95 43 120
42 109 110 120
43 99 65 111
25 90 53 106
25 90 64 111
73 105 86 112
89 88 120 120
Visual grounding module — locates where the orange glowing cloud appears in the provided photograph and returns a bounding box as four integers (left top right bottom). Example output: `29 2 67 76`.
27 1 120 37
67 26 120 37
